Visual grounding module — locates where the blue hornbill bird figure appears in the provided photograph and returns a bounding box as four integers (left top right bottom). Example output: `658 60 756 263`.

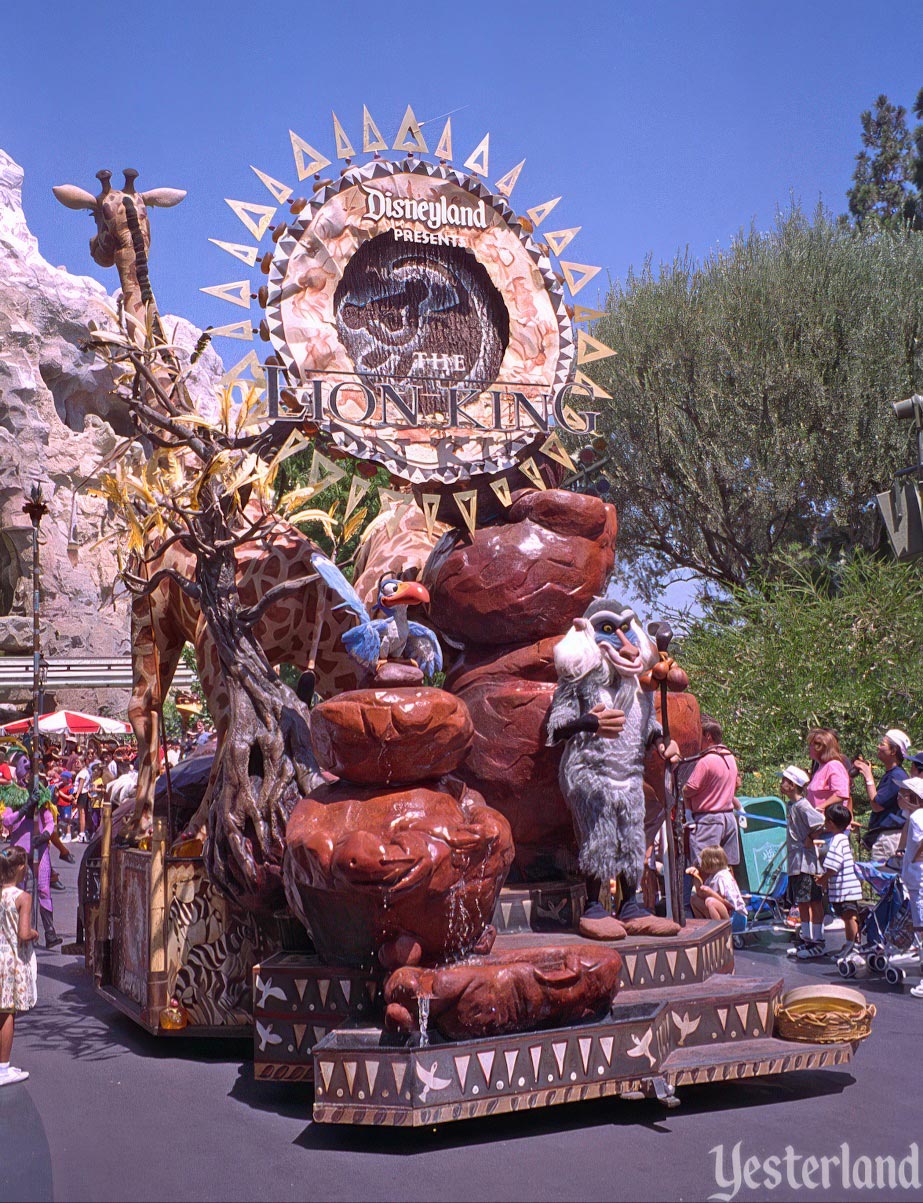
310 552 443 679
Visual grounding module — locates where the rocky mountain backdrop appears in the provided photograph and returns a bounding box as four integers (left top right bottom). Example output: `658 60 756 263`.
0 149 223 720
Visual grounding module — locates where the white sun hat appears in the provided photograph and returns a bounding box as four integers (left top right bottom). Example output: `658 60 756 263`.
885 729 911 757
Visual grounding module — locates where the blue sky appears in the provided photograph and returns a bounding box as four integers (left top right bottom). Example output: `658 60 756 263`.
3 2 922 612
4 1 922 335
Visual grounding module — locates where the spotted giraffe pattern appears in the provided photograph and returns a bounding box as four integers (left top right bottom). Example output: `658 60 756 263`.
129 501 444 828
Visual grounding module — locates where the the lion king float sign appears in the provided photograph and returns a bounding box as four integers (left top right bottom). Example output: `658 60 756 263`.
201 105 616 520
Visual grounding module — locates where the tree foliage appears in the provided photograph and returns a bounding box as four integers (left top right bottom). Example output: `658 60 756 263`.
846 93 918 228
587 206 923 600
674 552 923 780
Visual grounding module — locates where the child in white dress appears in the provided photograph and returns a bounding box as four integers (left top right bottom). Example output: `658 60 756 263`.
0 845 38 1085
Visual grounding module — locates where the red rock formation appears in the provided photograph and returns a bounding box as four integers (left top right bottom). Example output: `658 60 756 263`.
384 943 623 1040
423 490 618 646
283 773 513 967
310 687 473 785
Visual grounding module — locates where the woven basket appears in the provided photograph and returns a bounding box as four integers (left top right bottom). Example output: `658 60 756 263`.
776 984 875 1044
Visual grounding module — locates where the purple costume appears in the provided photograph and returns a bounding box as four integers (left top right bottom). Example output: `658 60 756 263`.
2 754 55 937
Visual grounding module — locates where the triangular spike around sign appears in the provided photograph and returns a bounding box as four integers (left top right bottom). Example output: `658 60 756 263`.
419 493 441 538
393 105 429 154
574 370 611 400
251 166 292 205
208 237 259 267
332 111 356 159
518 458 547 491
267 429 313 475
309 451 346 491
544 226 581 257
577 330 617 365
560 260 602 296
489 476 513 508
207 319 253 341
378 487 411 511
538 431 576 472
220 349 266 388
289 129 332 180
362 105 388 153
225 197 276 241
201 280 251 309
344 473 372 520
453 488 478 534
463 133 490 177
434 118 453 161
495 159 525 198
573 305 605 323
526 196 561 227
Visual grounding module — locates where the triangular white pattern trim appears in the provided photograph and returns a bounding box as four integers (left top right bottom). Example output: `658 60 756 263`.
477 1050 495 1082
552 1042 567 1076
366 1060 379 1094
600 1036 614 1065
578 1037 592 1073
455 1054 471 1091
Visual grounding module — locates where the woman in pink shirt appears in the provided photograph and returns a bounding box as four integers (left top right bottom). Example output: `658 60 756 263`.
806 728 851 814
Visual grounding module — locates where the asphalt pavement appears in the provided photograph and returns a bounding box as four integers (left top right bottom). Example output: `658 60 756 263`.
1 853 920 1203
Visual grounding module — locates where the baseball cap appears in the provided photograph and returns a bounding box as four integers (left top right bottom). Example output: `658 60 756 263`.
909 751 923 769
885 728 911 757
779 765 810 788
899 777 923 801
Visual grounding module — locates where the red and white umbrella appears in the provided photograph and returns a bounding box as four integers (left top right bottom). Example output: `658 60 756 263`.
0 710 132 737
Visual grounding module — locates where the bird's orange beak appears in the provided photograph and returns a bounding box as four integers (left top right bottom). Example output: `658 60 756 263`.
388 581 430 606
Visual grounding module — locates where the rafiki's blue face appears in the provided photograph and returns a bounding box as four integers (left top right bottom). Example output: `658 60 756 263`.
585 606 651 679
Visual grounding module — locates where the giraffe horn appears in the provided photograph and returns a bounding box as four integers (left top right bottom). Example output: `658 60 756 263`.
96 169 112 196
123 168 139 194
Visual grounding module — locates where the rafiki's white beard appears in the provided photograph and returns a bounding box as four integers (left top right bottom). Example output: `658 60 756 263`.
554 624 603 682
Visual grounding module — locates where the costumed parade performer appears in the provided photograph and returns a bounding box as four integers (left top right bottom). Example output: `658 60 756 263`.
0 753 67 949
547 600 681 940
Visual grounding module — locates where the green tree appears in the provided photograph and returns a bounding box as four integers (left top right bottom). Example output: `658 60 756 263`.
674 551 923 784
846 93 915 228
586 206 923 600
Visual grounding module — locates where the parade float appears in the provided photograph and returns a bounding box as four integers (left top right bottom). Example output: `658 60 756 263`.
59 104 867 1126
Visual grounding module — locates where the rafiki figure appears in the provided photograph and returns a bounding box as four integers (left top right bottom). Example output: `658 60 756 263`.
547 600 681 940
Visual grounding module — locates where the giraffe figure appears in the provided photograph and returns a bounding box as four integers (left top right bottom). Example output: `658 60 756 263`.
53 168 186 343
53 171 441 836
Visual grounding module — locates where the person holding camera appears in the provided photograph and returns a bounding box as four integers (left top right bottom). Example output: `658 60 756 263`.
854 728 910 862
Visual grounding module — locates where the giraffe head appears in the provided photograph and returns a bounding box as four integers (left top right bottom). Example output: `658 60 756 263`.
53 168 186 276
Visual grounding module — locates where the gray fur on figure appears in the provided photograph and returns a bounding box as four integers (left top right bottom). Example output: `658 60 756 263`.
547 603 661 890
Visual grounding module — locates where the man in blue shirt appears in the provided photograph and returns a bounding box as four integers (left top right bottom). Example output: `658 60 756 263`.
854 728 910 860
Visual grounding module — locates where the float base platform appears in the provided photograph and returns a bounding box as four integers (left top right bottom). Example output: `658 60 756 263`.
306 921 857 1127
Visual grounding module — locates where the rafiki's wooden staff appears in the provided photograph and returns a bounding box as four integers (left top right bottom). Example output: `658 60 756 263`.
650 622 687 927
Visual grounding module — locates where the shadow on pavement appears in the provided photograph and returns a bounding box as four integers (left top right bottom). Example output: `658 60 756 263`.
0 1084 54 1201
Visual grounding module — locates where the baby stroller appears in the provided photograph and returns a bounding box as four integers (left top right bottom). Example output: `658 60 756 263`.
837 861 915 984
731 798 791 948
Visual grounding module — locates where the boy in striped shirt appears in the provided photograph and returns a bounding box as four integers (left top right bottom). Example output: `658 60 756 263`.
817 802 863 964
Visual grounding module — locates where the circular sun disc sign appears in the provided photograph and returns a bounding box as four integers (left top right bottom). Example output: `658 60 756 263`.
265 159 582 485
